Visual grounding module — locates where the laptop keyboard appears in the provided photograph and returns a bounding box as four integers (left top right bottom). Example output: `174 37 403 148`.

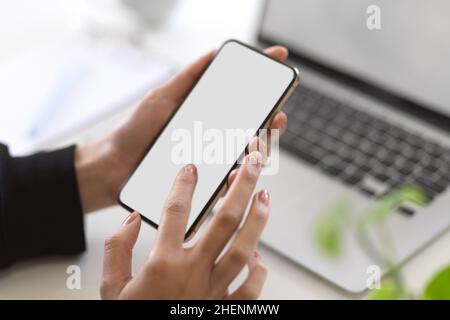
280 86 450 211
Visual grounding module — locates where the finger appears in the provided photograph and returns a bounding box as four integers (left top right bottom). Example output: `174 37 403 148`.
259 46 289 147
263 46 289 62
263 112 287 158
248 137 269 164
226 252 268 300
222 168 239 196
196 151 262 261
269 111 288 137
212 190 270 289
227 169 238 189
156 164 197 249
158 50 215 102
227 114 287 192
101 212 141 299
248 112 287 163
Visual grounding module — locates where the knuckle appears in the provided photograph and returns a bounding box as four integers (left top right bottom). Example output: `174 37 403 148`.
100 278 114 299
104 234 123 253
217 208 241 228
253 206 269 224
147 254 172 270
144 257 171 277
241 166 259 184
229 246 250 265
100 274 125 300
177 171 195 185
165 198 189 215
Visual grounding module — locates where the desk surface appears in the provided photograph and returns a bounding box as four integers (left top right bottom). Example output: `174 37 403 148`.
0 0 449 299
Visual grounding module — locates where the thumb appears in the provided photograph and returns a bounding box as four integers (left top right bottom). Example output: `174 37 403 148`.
101 212 141 299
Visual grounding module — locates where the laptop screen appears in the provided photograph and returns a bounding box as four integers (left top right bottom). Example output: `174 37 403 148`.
260 0 450 118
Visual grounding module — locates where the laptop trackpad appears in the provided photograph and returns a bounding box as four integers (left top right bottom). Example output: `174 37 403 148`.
258 151 378 292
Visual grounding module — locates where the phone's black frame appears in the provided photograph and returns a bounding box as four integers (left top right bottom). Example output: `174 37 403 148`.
118 39 298 240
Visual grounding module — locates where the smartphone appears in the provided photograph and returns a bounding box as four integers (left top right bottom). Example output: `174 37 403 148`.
119 40 299 241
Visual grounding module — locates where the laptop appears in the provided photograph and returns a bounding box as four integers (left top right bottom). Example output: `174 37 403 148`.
255 0 450 292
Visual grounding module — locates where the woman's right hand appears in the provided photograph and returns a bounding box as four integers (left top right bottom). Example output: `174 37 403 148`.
100 151 270 299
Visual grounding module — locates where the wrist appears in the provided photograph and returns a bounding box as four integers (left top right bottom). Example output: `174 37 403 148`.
75 140 117 213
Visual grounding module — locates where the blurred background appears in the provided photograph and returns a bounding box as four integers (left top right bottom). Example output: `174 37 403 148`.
0 0 260 155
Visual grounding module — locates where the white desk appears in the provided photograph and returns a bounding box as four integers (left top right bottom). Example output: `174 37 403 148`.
0 0 449 299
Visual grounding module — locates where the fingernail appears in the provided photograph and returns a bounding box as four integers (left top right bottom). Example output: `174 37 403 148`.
258 189 270 206
123 212 138 225
184 164 196 174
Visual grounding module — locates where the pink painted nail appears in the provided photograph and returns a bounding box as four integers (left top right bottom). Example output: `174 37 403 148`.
258 189 270 206
185 164 196 174
123 212 138 225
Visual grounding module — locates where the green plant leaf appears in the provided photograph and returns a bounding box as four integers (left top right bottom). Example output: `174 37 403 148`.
422 265 450 300
369 279 408 300
401 185 429 206
359 185 428 229
314 199 351 258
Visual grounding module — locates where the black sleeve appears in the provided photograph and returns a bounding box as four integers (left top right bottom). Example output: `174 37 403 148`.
0 143 86 268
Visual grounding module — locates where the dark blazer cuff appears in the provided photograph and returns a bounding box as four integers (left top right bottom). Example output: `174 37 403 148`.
0 144 86 267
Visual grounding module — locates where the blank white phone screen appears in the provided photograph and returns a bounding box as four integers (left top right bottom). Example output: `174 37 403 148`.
119 40 295 234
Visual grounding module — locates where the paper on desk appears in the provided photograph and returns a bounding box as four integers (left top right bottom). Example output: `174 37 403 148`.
0 37 174 155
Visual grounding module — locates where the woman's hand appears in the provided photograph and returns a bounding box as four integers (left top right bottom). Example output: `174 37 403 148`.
101 152 269 299
75 46 289 213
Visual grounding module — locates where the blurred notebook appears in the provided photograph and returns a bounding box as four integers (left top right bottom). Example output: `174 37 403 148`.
0 37 174 155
